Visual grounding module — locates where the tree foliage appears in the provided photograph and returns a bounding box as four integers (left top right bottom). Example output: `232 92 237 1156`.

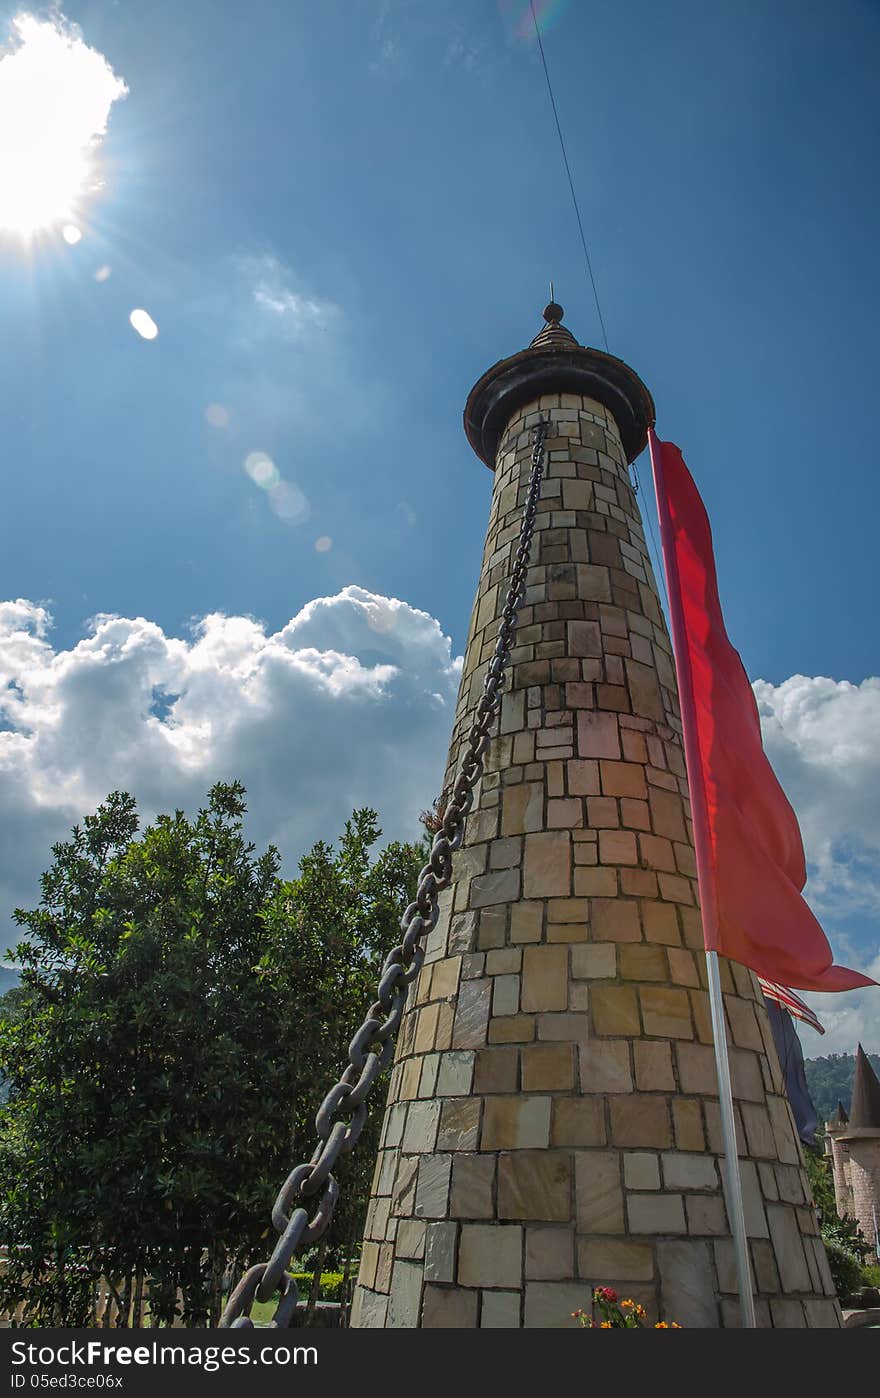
0 784 424 1326
804 1051 880 1123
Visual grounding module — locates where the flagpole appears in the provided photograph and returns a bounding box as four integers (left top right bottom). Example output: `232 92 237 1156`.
647 429 757 1329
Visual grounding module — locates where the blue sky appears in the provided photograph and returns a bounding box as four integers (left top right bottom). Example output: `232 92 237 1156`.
0 0 877 1051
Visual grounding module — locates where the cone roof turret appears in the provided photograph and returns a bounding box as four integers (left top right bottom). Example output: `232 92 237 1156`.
849 1044 880 1130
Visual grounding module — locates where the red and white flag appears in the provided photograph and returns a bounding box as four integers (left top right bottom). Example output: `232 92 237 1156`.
757 977 824 1034
648 430 874 993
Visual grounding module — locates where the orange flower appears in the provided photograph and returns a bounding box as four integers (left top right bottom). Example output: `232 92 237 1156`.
636 1305 646 1319
654 1321 669 1329
671 1322 682 1329
621 1298 634 1309
600 1321 612 1328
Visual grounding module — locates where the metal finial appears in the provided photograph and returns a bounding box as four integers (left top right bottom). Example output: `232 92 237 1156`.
542 298 564 324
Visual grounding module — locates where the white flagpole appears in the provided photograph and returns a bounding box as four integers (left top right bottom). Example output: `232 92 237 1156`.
647 429 757 1329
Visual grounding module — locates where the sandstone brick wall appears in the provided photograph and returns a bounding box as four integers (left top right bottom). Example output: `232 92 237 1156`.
846 1141 880 1263
351 392 840 1328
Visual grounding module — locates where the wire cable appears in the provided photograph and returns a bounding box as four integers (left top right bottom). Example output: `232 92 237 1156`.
529 0 609 351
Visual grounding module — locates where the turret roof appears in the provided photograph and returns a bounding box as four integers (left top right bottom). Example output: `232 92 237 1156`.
849 1044 880 1129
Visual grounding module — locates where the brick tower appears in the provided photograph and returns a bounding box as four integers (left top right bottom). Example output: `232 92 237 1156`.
351 305 841 1328
825 1046 880 1263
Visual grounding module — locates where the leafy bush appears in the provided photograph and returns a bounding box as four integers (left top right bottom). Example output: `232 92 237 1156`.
823 1239 865 1297
291 1271 347 1303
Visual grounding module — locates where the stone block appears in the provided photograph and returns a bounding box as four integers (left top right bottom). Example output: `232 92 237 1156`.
577 709 621 759
592 984 640 1035
387 1261 423 1328
502 782 544 836
598 828 638 864
579 1040 633 1093
656 1240 718 1328
492 973 520 1017
551 1096 606 1147
458 1225 523 1288
488 1014 535 1044
624 1152 660 1190
482 1095 552 1150
686 1195 727 1235
452 979 491 1050
480 1290 521 1327
620 944 668 982
474 1045 519 1094
395 1219 426 1260
521 1042 575 1091
625 660 664 721
435 1050 475 1097
575 1151 624 1232
611 1096 672 1149
640 986 694 1038
577 1239 654 1282
470 868 520 908
600 759 647 799
676 1042 717 1094
450 1154 495 1219
424 1221 458 1284
438 1098 481 1152
766 1204 811 1291
521 943 569 1011
421 1285 479 1328
351 1287 388 1328
524 1282 592 1328
672 1099 706 1152
415 1154 452 1218
568 759 600 795
571 943 616 979
627 1193 686 1235
526 1226 575 1279
741 1102 778 1160
661 1153 718 1191
498 1150 572 1221
589 897 641 941
634 1040 675 1091
401 1099 441 1155
573 867 618 897
524 831 571 898
507 903 541 945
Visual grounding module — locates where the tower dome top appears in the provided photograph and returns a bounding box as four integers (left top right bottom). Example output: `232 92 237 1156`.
463 300 654 469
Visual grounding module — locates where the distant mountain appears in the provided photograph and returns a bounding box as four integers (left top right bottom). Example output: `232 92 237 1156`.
805 1051 880 1123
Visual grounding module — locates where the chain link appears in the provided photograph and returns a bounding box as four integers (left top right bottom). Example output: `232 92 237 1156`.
219 416 550 1327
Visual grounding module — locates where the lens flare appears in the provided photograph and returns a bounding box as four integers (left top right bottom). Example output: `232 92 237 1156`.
205 403 230 429
129 308 158 340
244 451 279 490
62 223 82 245
315 536 332 553
268 481 309 524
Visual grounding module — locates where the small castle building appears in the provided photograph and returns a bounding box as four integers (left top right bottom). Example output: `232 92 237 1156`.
825 1046 880 1262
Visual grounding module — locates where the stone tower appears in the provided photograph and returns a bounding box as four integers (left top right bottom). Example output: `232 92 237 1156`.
350 305 841 1328
825 1046 880 1262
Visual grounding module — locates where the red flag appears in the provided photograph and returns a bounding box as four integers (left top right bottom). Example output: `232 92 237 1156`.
648 430 874 993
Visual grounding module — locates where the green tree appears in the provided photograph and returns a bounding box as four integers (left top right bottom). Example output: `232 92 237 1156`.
0 786 424 1326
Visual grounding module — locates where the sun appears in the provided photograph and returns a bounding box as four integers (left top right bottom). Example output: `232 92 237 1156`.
0 14 127 240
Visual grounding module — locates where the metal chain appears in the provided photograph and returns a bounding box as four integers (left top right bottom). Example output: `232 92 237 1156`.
219 416 550 1328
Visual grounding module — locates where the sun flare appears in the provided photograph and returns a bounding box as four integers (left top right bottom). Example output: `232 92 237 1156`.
0 13 127 239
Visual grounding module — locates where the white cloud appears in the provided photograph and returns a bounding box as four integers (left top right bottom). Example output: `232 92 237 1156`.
754 674 880 917
0 589 461 958
798 951 880 1060
754 674 880 1053
0 12 127 235
246 253 340 337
